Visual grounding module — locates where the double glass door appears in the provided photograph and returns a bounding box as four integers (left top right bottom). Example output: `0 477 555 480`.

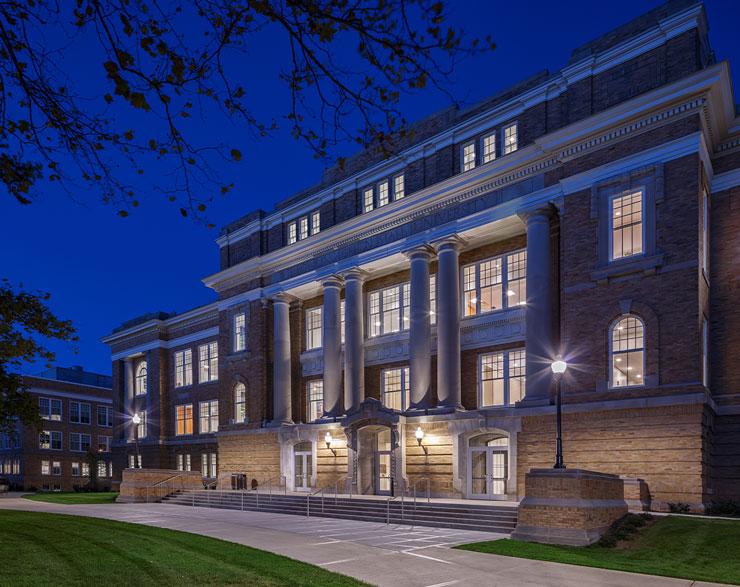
294 442 312 491
469 436 508 500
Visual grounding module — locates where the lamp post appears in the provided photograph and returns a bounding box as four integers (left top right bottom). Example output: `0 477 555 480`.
132 413 141 468
550 357 568 469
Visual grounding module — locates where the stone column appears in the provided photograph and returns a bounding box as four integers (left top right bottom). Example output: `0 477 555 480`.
343 268 368 414
404 245 434 411
322 275 343 418
272 294 294 424
124 357 135 441
519 205 556 404
434 236 465 410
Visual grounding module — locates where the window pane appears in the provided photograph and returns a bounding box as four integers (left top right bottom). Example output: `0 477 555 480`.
611 191 643 259
480 353 504 406
311 212 320 235
482 133 496 163
394 175 405 199
364 188 374 213
288 222 297 245
612 317 645 388
463 143 476 172
307 307 323 350
503 123 517 154
378 181 389 207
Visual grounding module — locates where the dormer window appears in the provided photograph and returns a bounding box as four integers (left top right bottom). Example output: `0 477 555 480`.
287 210 320 245
503 123 518 155
362 172 405 213
462 142 476 172
482 133 496 163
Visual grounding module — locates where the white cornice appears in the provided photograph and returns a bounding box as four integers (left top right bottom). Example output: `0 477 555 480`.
109 326 220 361
712 168 740 193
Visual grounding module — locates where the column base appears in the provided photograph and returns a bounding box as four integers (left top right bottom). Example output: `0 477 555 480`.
515 396 552 408
266 419 295 427
431 403 465 414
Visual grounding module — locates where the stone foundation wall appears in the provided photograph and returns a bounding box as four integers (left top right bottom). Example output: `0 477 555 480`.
117 468 202 503
405 422 454 495
218 431 281 486
315 430 348 490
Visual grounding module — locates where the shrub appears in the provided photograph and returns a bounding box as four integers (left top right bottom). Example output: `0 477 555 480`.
705 498 740 518
595 513 654 548
668 502 691 514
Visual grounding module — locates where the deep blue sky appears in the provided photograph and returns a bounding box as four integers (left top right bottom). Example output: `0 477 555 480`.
4 1 739 376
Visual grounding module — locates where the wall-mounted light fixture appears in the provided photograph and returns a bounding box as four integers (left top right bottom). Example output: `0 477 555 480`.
415 426 428 455
325 431 336 456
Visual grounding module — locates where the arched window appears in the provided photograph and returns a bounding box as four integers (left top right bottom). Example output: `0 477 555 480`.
611 316 645 388
234 382 247 423
135 362 148 396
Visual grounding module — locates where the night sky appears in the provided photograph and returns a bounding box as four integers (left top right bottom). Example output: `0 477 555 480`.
4 1 739 376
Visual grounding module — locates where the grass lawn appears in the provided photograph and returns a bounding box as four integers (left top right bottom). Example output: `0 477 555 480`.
22 492 120 504
0 510 367 586
456 515 740 585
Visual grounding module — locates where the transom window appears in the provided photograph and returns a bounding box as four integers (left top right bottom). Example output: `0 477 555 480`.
234 382 247 423
610 190 643 260
362 173 406 213
503 122 518 155
306 307 323 350
199 400 219 433
462 142 476 172
198 342 218 383
39 397 62 421
479 349 526 407
463 251 527 317
135 362 148 396
70 401 91 424
482 133 496 163
234 313 246 352
382 367 410 412
611 316 645 388
308 380 323 422
175 349 193 387
176 404 193 435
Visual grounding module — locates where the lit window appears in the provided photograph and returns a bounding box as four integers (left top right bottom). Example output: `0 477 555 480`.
382 367 410 412
198 342 218 383
199 400 219 433
39 398 62 421
135 362 148 396
71 462 80 477
364 187 374 213
126 456 138 470
430 274 437 324
340 300 346 344
176 404 193 435
175 349 193 387
70 402 91 424
210 453 217 478
378 180 390 207
177 454 184 471
311 211 321 235
97 461 108 478
394 174 405 199
611 316 645 388
462 142 476 172
134 412 147 438
52 461 61 476
234 382 247 423
41 460 50 475
463 250 526 317
234 313 246 352
299 216 309 240
308 380 323 422
288 222 297 245
39 431 50 450
503 123 517 154
98 435 111 453
201 453 208 477
479 350 526 407
610 190 643 260
97 405 112 427
368 283 411 337
306 307 323 350
482 133 496 163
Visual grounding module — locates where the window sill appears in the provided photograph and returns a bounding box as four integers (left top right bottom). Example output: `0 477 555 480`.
590 253 663 284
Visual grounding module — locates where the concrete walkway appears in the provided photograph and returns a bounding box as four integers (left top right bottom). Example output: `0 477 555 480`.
0 494 734 587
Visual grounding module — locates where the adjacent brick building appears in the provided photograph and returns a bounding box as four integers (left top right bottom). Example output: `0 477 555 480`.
0 366 114 491
103 0 740 511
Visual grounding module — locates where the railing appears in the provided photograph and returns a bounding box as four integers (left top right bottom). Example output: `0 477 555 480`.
306 476 351 518
386 493 404 525
145 473 187 504
248 474 286 508
409 477 430 512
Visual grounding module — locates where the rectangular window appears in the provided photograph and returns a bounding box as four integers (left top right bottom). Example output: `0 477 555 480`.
177 454 184 471
462 142 476 172
363 187 374 213
98 435 111 453
610 190 643 260
479 350 526 407
394 174 405 200
210 453 217 479
97 461 107 478
430 274 437 325
198 342 218 383
176 404 193 436
70 401 91 424
70 433 91 452
306 307 323 350
368 283 411 337
82 462 90 476
97 405 113 427
340 299 346 344
52 461 61 476
201 453 208 477
703 318 709 388
127 454 139 469
71 462 80 477
378 180 390 207
382 367 410 412
311 211 321 235
503 122 517 154
234 313 246 352
463 250 526 317
175 349 193 387
308 380 323 422
199 400 219 434
288 222 297 245
482 133 496 163
39 397 62 421
41 460 50 476
39 431 50 450
299 216 309 240
185 454 191 471
50 431 62 450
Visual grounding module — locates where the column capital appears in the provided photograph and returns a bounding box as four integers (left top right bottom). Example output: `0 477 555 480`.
431 234 467 253
272 292 296 305
402 243 436 262
517 202 559 224
341 267 370 283
320 274 344 289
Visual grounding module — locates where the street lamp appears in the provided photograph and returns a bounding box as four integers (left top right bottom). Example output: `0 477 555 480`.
551 357 568 469
132 413 141 469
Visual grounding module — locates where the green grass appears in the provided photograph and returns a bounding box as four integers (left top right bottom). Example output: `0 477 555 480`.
0 510 367 586
456 516 740 585
22 491 120 504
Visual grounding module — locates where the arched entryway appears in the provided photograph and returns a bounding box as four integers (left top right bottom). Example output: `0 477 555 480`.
467 433 509 500
357 425 393 495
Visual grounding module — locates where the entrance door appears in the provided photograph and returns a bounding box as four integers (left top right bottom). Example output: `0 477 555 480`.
468 434 508 500
375 428 392 495
294 442 312 491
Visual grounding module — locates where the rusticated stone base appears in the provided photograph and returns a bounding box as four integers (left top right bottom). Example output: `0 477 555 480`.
117 468 203 503
511 468 628 546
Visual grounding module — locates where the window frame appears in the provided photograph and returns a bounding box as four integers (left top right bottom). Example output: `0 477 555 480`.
311 211 321 235
176 403 194 436
198 399 219 434
234 382 247 424
368 282 411 338
503 122 518 155
135 361 148 396
308 379 324 422
98 435 111 453
481 132 496 164
70 401 91 425
377 179 390 207
288 221 298 245
381 367 410 412
461 141 476 172
393 174 405 200
175 348 193 387
234 313 246 352
39 397 62 421
609 315 646 389
462 249 527 317
608 189 645 262
478 349 526 407
363 187 374 213
198 342 218 383
306 306 323 350
97 405 113 427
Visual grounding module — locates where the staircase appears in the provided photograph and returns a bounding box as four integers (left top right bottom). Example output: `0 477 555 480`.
160 490 517 533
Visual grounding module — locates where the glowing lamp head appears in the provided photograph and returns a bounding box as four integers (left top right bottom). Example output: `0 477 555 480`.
415 426 424 446
324 432 332 449
550 358 568 375
132 414 141 425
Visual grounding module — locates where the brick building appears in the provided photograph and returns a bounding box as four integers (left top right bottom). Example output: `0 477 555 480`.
0 366 114 492
103 0 740 511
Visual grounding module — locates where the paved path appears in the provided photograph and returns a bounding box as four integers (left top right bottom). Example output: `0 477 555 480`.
0 494 733 587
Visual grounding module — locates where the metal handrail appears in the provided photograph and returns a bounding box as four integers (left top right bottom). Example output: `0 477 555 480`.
306 476 351 517
409 477 431 512
248 474 286 508
146 473 186 504
386 492 404 525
